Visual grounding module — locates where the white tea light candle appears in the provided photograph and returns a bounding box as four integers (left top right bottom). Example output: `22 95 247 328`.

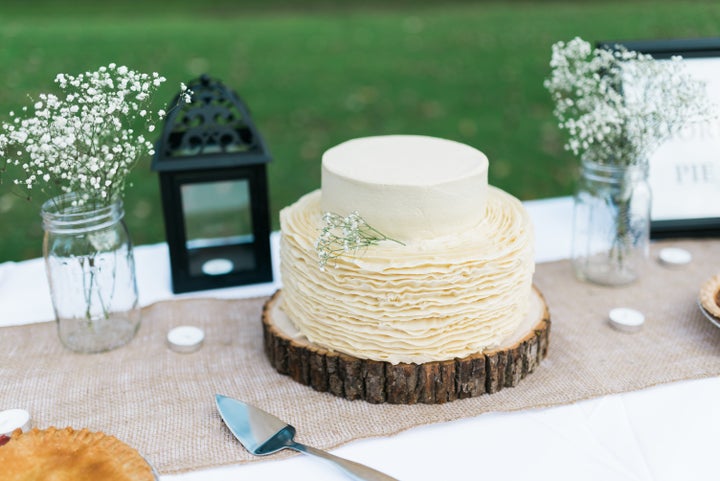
608 307 645 332
167 326 205 353
658 247 692 267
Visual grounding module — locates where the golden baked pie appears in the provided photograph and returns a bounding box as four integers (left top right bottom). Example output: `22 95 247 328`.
0 426 155 481
700 274 720 319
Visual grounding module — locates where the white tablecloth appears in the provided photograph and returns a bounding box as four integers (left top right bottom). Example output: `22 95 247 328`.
2 196 718 481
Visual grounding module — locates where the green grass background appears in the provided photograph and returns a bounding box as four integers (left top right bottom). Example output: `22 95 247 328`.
1 0 718 261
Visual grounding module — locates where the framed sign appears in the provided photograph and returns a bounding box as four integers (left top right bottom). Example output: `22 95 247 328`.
600 38 720 239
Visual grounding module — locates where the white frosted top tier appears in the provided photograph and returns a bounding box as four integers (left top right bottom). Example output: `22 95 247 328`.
320 135 489 240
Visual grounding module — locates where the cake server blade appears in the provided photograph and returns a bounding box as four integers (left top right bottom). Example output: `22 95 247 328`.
215 394 399 481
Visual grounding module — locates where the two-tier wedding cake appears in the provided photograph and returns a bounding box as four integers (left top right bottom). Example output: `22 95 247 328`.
264 135 548 403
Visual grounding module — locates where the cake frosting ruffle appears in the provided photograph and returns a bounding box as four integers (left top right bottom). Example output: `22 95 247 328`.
279 187 534 364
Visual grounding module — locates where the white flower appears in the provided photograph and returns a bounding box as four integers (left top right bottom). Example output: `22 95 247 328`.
0 63 190 206
544 37 716 166
315 211 404 269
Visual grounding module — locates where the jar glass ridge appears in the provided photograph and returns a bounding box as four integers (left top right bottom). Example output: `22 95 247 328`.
571 159 652 286
42 193 140 353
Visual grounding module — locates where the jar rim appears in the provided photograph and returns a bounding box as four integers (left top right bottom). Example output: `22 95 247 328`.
41 192 121 214
581 158 649 172
41 193 124 233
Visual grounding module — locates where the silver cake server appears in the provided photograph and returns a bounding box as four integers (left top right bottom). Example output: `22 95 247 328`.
215 394 399 481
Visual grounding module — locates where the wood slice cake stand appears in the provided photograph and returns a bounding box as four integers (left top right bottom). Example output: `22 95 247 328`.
262 287 550 404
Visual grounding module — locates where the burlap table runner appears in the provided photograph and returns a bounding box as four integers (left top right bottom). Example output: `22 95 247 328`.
2 239 720 474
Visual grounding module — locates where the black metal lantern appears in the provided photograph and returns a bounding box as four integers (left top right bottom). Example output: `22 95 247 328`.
151 75 272 293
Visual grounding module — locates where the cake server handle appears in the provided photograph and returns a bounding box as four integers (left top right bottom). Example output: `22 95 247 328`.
288 441 400 481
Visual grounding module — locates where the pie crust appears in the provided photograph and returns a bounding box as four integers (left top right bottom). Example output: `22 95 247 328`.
700 274 720 319
0 426 155 481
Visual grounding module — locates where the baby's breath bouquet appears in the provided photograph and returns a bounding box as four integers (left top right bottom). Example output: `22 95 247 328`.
544 37 712 166
0 63 190 207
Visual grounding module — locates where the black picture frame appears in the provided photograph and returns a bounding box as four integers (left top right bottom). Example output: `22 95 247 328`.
598 38 720 239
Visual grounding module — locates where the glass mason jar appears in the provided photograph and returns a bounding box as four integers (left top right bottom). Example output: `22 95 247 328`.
571 159 652 286
41 193 141 353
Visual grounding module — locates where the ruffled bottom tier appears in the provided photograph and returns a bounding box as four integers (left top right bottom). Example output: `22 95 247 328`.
279 187 535 364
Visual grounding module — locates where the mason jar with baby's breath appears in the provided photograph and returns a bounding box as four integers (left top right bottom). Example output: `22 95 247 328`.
545 37 716 285
0 63 192 352
42 193 140 353
571 158 651 285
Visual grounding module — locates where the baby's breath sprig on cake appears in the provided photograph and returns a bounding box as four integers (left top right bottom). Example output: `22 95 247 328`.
0 63 192 207
315 211 404 269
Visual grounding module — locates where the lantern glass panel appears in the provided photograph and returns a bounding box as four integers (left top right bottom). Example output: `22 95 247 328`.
180 179 256 277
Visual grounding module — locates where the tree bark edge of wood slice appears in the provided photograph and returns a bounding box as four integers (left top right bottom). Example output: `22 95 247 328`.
262 287 550 404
